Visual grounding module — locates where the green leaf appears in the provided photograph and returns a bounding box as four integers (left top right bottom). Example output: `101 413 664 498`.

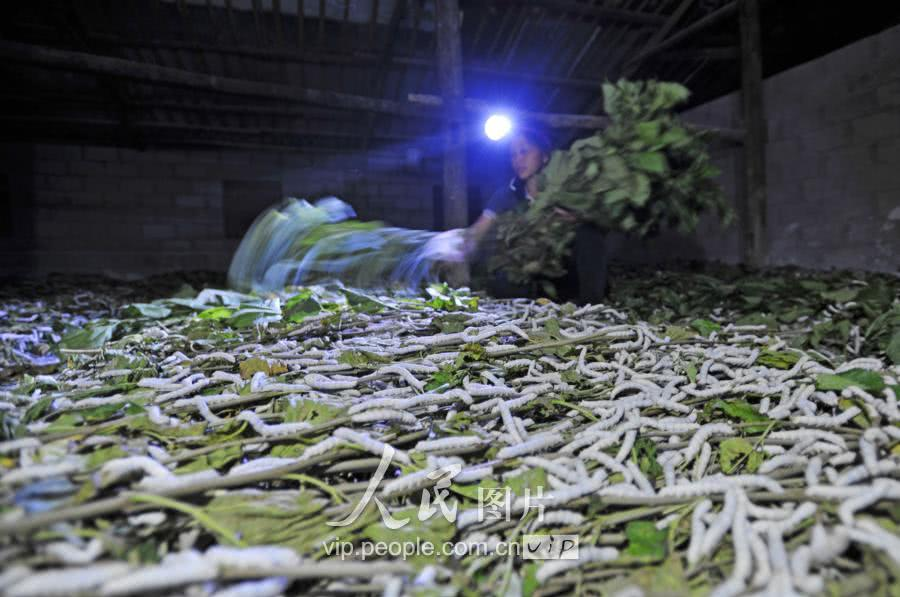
631 437 663 480
122 303 171 319
239 357 288 379
816 369 886 393
624 520 667 561
283 291 322 323
60 321 118 350
198 306 233 320
337 350 391 368
505 467 547 499
757 349 801 370
886 330 900 365
821 287 859 303
708 399 770 434
283 399 345 425
719 438 765 474
631 151 668 174
176 445 242 473
690 318 721 338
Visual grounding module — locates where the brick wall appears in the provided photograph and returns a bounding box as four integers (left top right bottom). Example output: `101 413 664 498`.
0 143 441 277
608 23 900 273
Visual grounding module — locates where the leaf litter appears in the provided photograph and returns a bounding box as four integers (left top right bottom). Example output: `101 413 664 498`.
0 264 897 596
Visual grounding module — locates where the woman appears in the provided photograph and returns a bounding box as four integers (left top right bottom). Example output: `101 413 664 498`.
465 127 609 304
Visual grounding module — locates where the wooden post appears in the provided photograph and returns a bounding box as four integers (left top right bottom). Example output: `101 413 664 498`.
739 0 767 267
435 0 468 230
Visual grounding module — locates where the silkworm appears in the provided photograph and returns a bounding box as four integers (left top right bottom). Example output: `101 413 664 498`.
791 406 860 428
236 410 313 438
210 578 289 597
533 510 585 528
44 538 104 565
496 433 564 459
0 437 41 454
303 373 357 390
693 442 712 482
415 436 485 453
98 456 172 487
350 408 419 426
687 499 713 566
758 454 808 474
498 399 524 444
100 549 217 596
683 423 734 463
535 546 619 584
700 489 738 558
768 429 846 449
154 379 210 403
333 428 411 465
6 563 133 597
205 545 301 569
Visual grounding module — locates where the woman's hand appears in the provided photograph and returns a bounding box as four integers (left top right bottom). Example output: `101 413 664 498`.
553 206 579 223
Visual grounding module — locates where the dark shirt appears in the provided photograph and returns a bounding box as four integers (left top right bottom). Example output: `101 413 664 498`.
483 178 528 218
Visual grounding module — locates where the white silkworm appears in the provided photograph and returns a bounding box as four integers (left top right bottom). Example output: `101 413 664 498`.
683 423 734 463
211 371 244 385
496 433 564 459
768 429 846 449
758 454 808 474
44 538 104 565
535 547 619 584
625 460 655 495
191 351 236 364
498 399 524 444
210 578 289 597
154 378 210 403
196 398 224 425
534 510 585 527
350 408 419 426
700 489 737 558
415 436 485 453
205 545 301 569
303 373 357 390
615 429 637 463
0 437 41 454
687 499 713 566
845 519 900 564
6 563 133 597
804 456 822 487
791 406 860 428
454 464 494 483
693 442 712 482
100 550 217 596
333 428 411 465
368 365 425 391
98 456 172 487
236 410 313 438
228 457 296 476
138 469 220 491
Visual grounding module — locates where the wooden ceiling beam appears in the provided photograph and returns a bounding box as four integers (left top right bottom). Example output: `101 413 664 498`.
0 40 426 118
484 0 667 26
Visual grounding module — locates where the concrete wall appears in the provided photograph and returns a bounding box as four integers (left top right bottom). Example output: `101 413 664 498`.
0 143 441 277
609 23 900 273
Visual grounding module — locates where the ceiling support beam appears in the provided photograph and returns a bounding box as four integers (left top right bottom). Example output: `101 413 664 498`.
435 0 468 230
738 0 767 267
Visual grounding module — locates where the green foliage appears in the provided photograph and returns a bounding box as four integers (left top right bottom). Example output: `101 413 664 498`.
491 80 731 288
624 520 668 561
631 437 663 480
719 438 765 474
816 369 886 393
704 399 770 434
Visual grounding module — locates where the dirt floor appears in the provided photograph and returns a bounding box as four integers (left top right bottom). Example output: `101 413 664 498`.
0 263 898 596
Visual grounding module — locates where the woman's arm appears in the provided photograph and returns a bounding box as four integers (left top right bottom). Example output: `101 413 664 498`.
468 212 496 247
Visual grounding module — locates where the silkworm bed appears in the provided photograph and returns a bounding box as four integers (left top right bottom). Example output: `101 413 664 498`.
0 267 898 596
